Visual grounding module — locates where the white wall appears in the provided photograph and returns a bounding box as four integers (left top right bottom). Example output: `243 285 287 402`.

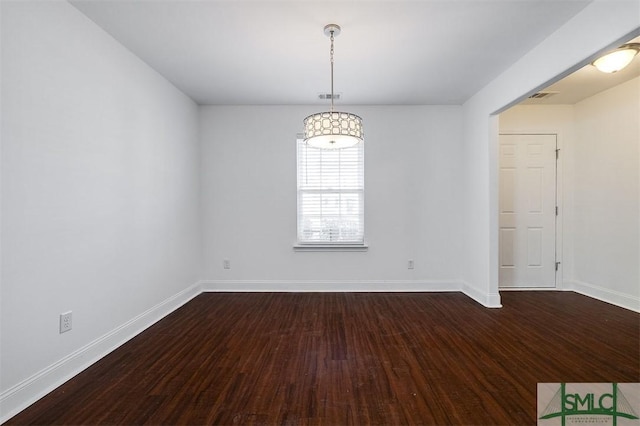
0 1 200 419
200 105 464 289
571 77 639 309
461 0 639 307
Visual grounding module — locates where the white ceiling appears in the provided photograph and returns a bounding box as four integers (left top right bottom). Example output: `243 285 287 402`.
522 35 640 105
70 0 595 106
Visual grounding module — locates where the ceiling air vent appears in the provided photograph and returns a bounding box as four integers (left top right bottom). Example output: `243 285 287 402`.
318 93 341 100
528 91 559 99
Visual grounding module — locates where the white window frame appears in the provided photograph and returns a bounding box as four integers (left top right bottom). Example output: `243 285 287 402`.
294 135 367 252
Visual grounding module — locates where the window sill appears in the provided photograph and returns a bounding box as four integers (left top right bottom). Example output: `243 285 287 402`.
293 244 369 252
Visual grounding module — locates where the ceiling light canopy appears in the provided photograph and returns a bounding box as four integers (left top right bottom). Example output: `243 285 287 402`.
303 24 363 150
592 43 640 73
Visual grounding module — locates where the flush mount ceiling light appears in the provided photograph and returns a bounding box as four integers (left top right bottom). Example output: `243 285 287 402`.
592 43 640 73
303 24 363 150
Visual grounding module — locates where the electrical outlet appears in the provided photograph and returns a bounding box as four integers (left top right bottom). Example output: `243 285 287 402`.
223 259 231 269
408 260 414 270
60 311 72 333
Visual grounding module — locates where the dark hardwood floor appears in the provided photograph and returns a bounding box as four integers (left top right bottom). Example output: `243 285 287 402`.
6 292 639 425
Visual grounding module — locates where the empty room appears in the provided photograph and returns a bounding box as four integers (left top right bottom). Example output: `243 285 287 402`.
1 0 639 424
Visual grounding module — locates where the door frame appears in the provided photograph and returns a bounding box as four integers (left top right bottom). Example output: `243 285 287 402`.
498 132 563 290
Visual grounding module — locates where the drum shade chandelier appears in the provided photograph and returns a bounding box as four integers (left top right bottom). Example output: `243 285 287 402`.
592 43 640 73
303 24 363 150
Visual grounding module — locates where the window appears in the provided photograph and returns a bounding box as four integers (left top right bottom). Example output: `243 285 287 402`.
296 137 364 246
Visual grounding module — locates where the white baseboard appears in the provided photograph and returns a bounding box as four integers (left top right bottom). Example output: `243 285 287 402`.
0 282 202 424
200 279 463 293
499 287 558 291
200 279 502 308
564 280 640 313
461 281 502 308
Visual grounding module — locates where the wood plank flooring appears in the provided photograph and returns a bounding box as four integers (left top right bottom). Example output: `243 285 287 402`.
6 292 639 425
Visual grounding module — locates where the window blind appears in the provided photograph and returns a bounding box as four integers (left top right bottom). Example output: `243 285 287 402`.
297 137 364 244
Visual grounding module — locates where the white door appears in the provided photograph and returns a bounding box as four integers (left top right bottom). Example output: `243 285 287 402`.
499 134 557 288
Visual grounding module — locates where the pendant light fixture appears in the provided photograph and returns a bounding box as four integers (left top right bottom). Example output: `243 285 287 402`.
303 24 363 150
592 43 640 73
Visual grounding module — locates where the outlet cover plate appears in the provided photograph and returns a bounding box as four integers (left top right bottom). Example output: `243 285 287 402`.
60 311 72 333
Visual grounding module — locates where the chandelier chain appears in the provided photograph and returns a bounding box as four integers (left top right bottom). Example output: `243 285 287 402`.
330 30 335 112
